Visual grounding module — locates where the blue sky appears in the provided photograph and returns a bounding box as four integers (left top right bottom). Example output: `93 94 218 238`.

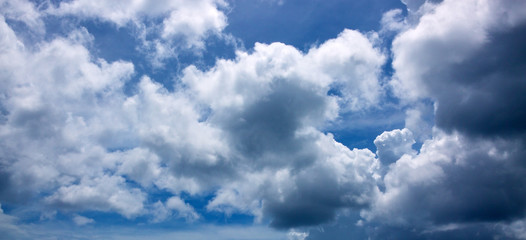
1 0 526 239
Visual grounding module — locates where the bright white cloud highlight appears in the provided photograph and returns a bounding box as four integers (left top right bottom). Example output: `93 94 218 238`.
374 128 415 165
46 0 228 62
0 0 43 31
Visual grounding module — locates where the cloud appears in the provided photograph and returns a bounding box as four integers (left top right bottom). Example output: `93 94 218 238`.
45 0 229 65
182 29 385 114
0 0 43 31
0 204 26 239
390 0 526 138
380 9 406 33
48 0 227 33
288 229 309 240
46 175 146 218
500 219 526 240
0 18 135 206
348 1 526 238
151 196 199 223
207 131 381 228
4 0 526 238
374 128 415 165
362 130 526 238
161 0 228 48
73 214 95 226
181 29 385 228
0 10 387 230
400 0 443 12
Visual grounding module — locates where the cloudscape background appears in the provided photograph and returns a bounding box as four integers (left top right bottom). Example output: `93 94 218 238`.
1 0 526 239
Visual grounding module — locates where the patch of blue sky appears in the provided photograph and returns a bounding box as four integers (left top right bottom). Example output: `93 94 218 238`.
327 108 406 151
225 0 406 50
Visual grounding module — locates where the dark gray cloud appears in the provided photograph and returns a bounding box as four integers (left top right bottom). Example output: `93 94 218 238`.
394 139 526 223
391 0 526 140
265 161 375 229
359 133 526 239
214 79 327 170
378 2 526 237
430 23 526 138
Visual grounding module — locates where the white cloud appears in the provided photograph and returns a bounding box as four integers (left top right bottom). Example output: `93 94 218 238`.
161 0 228 48
115 148 162 188
72 214 95 226
0 0 43 31
380 9 406 33
390 0 526 102
374 128 415 165
183 29 385 113
150 196 200 223
403 104 433 142
0 17 136 205
46 175 146 218
0 15 227 219
500 219 526 240
400 0 427 12
48 0 227 28
287 229 309 240
46 0 229 64
166 196 200 222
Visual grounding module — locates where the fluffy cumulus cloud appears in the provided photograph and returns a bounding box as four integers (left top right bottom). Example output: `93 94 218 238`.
391 0 526 138
353 0 526 239
2 0 526 239
180 29 385 227
363 131 526 237
207 131 380 228
183 29 385 113
0 15 203 221
43 0 229 64
47 0 228 39
374 128 415 165
0 0 388 233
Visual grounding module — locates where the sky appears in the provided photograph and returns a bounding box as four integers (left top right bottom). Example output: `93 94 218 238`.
0 0 526 239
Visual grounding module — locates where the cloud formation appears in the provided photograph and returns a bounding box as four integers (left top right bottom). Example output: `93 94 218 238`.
357 0 526 238
1 0 526 239
0 6 386 232
391 0 526 138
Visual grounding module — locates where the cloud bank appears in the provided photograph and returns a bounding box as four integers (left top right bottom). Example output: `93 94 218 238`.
1 0 526 239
